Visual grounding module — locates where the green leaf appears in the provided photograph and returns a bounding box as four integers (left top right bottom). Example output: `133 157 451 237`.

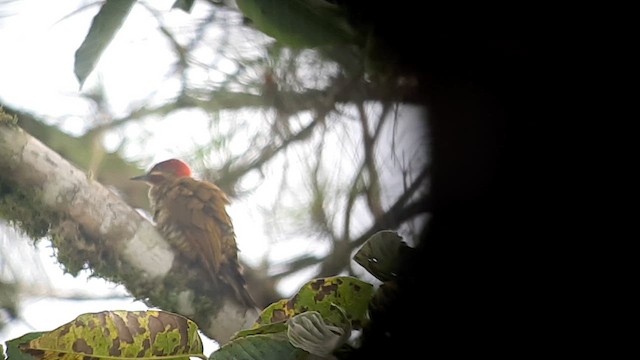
210 333 306 360
232 322 288 340
235 0 356 48
18 310 204 360
287 311 347 357
224 277 370 358
171 0 195 12
5 332 43 360
74 0 136 88
353 230 413 282
254 276 373 329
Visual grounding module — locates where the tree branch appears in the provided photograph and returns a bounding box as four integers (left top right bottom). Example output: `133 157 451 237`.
351 166 431 249
0 122 258 344
316 166 430 277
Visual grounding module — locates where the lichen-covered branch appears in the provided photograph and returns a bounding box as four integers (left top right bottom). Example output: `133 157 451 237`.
7 105 152 210
0 121 258 344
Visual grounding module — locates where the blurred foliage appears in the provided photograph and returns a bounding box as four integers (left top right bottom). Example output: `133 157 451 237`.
0 280 18 332
74 0 136 87
234 0 357 48
0 0 428 317
1 0 552 357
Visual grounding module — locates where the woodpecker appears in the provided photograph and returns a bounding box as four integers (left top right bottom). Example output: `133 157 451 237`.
131 159 256 308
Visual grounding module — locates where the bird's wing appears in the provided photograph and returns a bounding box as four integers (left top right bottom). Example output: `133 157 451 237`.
165 177 237 276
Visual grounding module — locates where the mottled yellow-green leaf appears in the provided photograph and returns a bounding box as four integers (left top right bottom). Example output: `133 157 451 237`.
18 310 204 360
353 230 415 282
6 332 43 360
210 333 305 360
254 276 373 329
232 322 288 340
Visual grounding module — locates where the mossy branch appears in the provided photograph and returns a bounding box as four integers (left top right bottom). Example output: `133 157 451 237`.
0 118 258 344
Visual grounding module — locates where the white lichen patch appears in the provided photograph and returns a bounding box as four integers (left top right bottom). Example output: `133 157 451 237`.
124 221 174 278
86 185 137 236
21 139 84 207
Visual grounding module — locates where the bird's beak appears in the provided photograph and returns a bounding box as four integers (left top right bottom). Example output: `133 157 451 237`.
130 174 149 181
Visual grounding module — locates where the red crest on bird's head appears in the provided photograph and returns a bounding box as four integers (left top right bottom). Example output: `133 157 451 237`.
131 159 192 184
149 159 192 177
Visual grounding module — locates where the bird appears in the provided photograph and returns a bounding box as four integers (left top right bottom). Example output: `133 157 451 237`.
131 159 256 308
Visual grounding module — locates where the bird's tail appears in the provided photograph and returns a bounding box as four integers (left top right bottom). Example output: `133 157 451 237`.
222 265 258 309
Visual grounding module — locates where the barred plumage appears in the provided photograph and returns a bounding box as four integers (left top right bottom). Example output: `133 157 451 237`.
132 159 256 308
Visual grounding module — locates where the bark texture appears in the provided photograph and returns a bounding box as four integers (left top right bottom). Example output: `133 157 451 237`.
0 121 258 344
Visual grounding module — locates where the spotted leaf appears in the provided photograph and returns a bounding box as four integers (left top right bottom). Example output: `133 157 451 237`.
253 276 373 330
5 332 44 360
211 333 307 360
18 310 204 360
353 230 415 282
232 322 288 340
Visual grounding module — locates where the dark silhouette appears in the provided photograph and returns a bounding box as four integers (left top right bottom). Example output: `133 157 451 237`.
343 5 559 357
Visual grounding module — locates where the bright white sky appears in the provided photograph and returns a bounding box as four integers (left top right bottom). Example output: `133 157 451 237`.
0 0 426 354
